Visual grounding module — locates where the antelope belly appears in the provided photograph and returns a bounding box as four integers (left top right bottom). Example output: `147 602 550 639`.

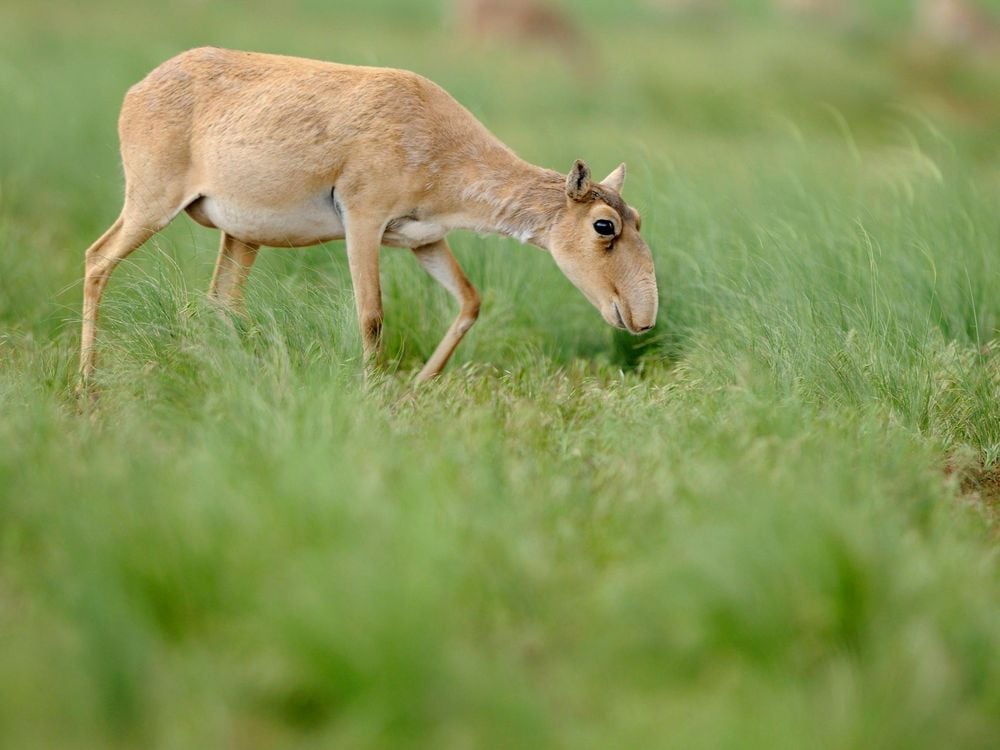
196 194 346 247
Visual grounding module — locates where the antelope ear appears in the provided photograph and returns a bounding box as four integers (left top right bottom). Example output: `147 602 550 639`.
601 163 626 193
566 159 592 201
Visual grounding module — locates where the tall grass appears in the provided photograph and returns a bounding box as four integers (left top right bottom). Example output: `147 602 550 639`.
1 2 998 748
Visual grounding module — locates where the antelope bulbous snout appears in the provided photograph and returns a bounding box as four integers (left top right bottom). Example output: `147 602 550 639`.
606 281 658 334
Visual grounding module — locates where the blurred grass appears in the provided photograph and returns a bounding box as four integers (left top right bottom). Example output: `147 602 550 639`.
2 1 1000 748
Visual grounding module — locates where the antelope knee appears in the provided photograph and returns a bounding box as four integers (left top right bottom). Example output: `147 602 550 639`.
463 292 481 321
84 269 108 294
457 298 480 334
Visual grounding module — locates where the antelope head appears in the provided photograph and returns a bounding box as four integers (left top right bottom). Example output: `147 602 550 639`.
547 160 658 334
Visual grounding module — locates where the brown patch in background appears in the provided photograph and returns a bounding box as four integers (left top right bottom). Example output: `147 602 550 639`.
945 461 1000 535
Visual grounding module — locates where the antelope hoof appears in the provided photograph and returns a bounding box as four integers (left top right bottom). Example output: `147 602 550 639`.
74 377 100 410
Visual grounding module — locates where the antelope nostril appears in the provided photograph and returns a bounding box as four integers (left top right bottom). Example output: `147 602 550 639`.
637 324 654 333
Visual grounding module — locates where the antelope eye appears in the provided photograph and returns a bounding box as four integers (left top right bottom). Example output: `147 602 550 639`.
593 219 615 237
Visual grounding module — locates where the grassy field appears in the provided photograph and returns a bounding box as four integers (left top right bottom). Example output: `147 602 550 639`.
2 1 999 748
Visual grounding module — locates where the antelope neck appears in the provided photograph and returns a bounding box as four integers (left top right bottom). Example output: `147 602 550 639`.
451 154 567 249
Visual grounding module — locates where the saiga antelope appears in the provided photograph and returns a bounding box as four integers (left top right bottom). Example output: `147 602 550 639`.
79 47 658 386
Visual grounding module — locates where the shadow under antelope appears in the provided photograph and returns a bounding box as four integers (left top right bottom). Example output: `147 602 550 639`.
79 47 658 387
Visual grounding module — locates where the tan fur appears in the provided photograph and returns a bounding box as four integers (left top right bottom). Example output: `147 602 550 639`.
79 47 657 386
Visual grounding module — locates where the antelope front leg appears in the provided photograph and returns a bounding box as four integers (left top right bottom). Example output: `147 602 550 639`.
344 217 385 371
412 239 481 382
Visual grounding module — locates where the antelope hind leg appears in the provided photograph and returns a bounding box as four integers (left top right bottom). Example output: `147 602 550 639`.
78 214 159 390
208 232 259 318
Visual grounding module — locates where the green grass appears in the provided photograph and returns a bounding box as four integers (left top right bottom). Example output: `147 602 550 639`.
2 1 999 748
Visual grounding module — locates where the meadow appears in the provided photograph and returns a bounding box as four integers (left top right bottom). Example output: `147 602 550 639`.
1 1 999 747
